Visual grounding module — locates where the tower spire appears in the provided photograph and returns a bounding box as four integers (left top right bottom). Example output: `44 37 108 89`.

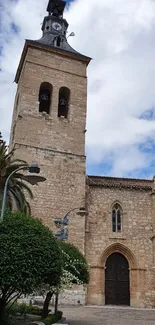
34 0 82 55
47 0 66 17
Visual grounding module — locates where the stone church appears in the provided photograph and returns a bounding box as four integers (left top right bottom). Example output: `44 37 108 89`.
9 0 155 308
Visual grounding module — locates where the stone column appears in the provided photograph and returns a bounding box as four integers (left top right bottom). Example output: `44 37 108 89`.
87 266 104 305
130 268 147 307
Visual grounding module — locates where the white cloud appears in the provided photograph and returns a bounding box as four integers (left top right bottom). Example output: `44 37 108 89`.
1 0 155 177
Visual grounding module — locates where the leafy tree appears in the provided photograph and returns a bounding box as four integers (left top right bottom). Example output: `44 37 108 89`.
42 241 89 318
0 210 62 325
0 132 33 214
59 241 89 285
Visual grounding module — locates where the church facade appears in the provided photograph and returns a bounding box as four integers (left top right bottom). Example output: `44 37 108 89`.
10 0 155 308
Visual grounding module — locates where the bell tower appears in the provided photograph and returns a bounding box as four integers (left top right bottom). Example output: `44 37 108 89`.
9 0 91 252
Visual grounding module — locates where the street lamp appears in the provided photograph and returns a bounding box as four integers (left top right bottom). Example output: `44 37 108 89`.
54 207 86 241
0 162 46 222
54 206 87 312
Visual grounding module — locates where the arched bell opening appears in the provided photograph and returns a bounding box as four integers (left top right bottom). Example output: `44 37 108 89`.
53 36 62 47
39 82 53 114
58 87 70 118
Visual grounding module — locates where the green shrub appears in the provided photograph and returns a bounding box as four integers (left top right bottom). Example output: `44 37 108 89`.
55 310 63 321
25 305 41 315
44 310 63 325
44 315 54 325
18 303 27 315
6 302 41 316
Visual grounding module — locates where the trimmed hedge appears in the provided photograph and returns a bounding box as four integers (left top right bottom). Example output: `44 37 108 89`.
44 311 63 325
6 303 42 316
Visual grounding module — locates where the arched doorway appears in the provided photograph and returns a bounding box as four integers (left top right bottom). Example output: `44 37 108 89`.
105 252 130 305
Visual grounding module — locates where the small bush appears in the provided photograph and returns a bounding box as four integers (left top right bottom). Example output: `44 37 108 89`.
55 310 63 321
6 302 41 316
44 315 54 325
44 310 63 325
25 305 41 315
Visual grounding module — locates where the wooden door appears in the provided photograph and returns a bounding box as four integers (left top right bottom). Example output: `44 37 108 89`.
105 252 130 305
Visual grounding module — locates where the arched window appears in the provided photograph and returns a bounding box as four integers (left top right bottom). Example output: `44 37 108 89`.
39 82 52 114
58 87 70 118
53 36 61 47
112 203 122 232
56 36 61 47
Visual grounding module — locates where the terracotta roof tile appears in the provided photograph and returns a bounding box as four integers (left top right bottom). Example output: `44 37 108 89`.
87 175 153 191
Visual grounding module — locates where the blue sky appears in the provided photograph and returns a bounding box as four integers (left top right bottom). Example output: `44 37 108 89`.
1 0 155 178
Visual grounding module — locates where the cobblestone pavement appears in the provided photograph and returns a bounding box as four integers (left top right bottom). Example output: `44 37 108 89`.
61 306 155 325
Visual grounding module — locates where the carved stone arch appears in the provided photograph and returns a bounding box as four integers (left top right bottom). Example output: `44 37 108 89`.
110 200 128 216
109 200 123 212
100 243 138 269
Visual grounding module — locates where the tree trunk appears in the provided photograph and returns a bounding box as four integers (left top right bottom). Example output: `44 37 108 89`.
54 292 59 314
42 291 54 319
0 297 6 325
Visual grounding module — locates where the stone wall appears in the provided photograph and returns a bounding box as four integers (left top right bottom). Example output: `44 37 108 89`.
9 43 89 254
86 177 155 308
12 143 86 252
58 289 86 306
19 288 86 307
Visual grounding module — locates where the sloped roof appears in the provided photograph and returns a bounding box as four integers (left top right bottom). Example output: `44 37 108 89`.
87 175 153 191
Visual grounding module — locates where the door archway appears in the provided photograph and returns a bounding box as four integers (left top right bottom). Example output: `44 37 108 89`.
105 252 130 305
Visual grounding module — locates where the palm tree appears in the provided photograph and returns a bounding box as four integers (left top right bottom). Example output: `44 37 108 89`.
0 132 33 214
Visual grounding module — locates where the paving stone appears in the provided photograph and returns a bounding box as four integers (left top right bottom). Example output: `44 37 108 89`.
61 306 155 325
